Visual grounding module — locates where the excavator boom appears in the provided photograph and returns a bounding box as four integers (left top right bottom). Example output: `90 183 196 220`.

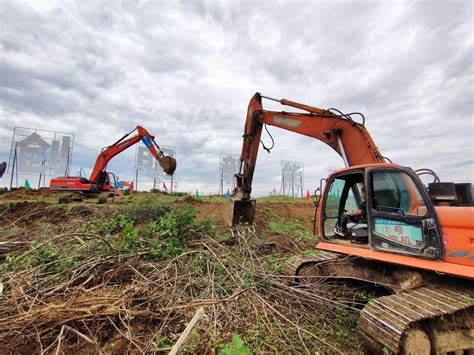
227 92 385 225
89 126 176 182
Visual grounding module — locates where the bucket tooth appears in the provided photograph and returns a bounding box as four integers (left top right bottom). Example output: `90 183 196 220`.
224 198 256 227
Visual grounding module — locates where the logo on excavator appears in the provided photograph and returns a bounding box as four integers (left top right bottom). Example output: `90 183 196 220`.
117 141 131 149
273 117 302 128
394 226 404 234
141 136 153 148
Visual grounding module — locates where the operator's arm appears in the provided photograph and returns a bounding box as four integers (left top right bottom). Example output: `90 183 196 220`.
345 209 363 217
345 200 367 217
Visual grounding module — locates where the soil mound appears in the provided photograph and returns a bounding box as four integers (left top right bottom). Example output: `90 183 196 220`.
181 195 202 204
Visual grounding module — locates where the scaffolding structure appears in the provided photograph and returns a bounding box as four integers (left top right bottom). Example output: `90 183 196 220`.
133 145 176 192
7 126 74 189
280 160 304 197
219 153 239 195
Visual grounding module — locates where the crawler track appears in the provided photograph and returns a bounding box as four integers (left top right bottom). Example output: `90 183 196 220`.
359 283 473 354
286 252 474 354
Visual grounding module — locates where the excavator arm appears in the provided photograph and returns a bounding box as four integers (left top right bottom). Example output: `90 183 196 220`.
89 126 176 183
227 92 385 225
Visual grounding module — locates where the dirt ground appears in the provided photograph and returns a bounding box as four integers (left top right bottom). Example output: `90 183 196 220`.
1 189 316 226
0 190 364 354
0 190 317 260
195 200 315 227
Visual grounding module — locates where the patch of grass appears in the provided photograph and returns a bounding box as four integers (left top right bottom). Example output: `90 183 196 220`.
113 203 212 260
302 248 324 256
0 225 23 239
267 215 312 241
6 241 78 273
44 203 69 210
263 250 283 273
245 325 276 351
118 216 140 250
331 308 361 348
36 222 57 237
308 306 362 350
199 195 226 203
119 196 172 224
92 216 121 236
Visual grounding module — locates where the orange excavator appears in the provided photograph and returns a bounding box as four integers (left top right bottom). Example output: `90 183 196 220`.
50 126 176 203
228 93 473 354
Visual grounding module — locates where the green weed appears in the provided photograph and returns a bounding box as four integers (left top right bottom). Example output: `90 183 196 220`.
0 225 23 239
267 215 312 240
263 250 283 273
220 334 252 355
118 216 140 250
302 248 323 256
119 196 172 223
246 325 276 351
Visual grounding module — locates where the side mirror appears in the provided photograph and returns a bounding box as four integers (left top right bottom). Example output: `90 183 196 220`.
313 188 321 207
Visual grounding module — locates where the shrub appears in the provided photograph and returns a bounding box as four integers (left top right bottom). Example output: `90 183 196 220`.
119 196 172 224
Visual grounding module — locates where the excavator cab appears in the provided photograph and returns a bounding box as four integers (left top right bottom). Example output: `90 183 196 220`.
320 165 444 259
96 171 110 189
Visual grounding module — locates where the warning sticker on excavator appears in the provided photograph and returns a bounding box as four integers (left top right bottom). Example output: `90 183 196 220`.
374 218 423 247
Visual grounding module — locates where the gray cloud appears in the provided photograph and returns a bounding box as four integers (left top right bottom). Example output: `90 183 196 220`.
0 0 472 194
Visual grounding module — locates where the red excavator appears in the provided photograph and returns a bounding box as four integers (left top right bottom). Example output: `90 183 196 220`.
50 126 176 203
227 93 473 354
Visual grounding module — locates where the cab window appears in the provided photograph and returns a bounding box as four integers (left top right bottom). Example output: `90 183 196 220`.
372 171 427 216
323 178 345 236
323 173 364 237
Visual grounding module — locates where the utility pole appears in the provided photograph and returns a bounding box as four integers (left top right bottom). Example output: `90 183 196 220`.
135 169 139 192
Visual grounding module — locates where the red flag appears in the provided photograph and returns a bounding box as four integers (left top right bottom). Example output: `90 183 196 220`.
305 190 311 200
163 182 168 191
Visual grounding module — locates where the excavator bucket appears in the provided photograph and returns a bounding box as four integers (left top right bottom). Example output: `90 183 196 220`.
224 198 256 227
158 156 177 175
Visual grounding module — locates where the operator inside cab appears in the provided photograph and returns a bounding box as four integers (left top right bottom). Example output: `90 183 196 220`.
344 186 367 221
328 178 371 243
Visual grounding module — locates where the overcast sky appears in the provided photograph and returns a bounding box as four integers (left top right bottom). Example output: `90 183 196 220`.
1 0 473 195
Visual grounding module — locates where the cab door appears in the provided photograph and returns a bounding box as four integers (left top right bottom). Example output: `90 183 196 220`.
366 167 443 259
